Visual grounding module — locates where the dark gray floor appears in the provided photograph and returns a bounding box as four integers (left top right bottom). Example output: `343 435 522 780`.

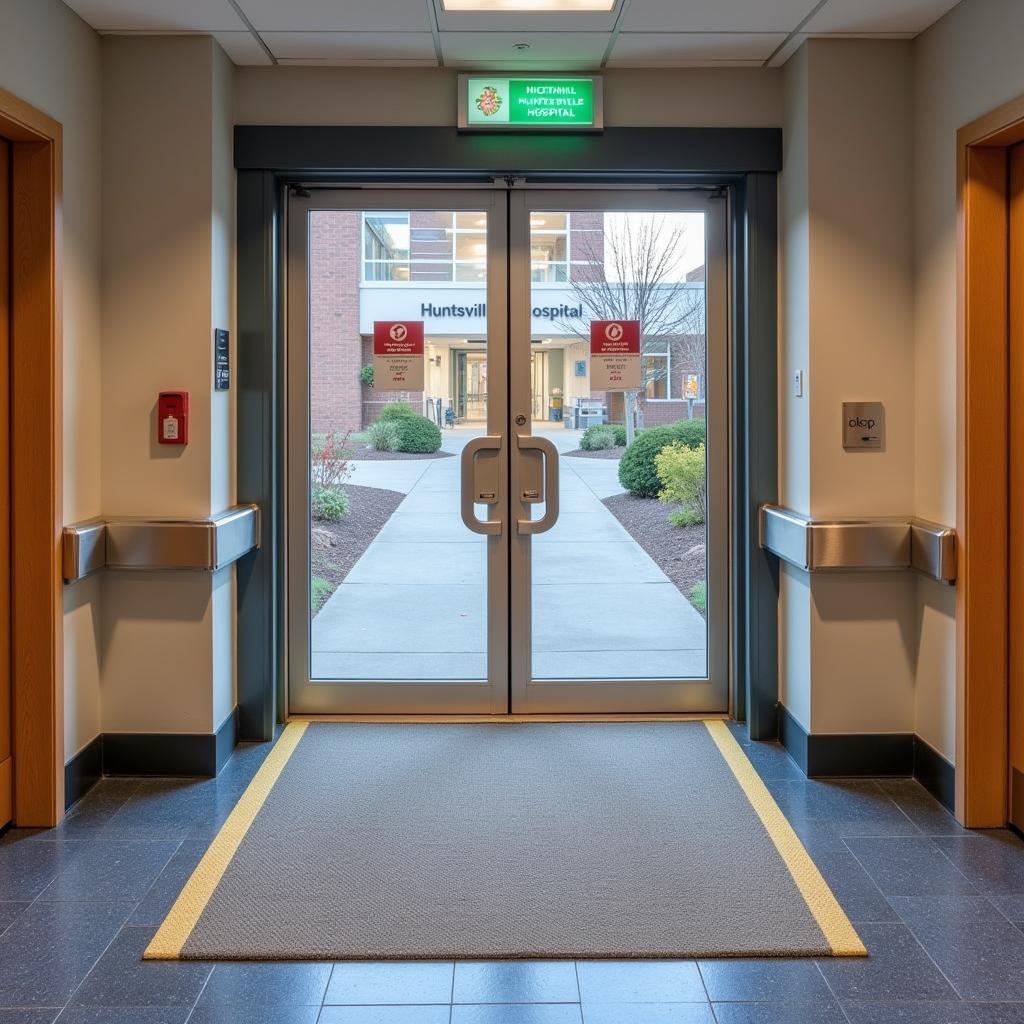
1 721 1023 1024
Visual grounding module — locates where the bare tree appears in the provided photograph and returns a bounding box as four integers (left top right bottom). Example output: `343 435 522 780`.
554 214 705 441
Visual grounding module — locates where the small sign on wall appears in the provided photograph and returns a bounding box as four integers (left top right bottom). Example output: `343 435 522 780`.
373 321 424 391
590 320 641 391
214 329 230 391
842 401 885 450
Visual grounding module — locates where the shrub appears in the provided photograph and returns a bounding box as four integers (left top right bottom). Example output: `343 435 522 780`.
580 423 626 450
689 581 707 615
366 419 401 452
617 426 677 497
655 442 707 526
311 431 351 491
395 414 443 454
311 486 350 521
670 417 706 450
378 401 416 422
359 364 374 388
311 576 333 613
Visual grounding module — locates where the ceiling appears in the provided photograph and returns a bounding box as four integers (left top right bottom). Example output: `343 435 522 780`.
60 0 962 69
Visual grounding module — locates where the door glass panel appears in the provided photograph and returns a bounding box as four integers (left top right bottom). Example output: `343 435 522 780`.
529 208 709 682
306 207 491 684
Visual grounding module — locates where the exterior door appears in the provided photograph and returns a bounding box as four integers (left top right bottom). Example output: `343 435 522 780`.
1010 143 1024 830
0 138 10 824
286 186 728 716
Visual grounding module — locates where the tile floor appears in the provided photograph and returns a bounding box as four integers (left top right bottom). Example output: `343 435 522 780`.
2 723 1024 1023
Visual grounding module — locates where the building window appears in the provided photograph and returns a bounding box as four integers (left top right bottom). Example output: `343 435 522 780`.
530 212 570 283
642 348 671 400
452 212 487 282
363 211 489 283
364 213 410 281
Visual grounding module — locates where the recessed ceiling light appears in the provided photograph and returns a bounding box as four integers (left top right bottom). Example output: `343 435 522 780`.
442 0 615 11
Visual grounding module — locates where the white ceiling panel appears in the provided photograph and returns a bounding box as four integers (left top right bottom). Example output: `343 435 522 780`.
61 0 246 32
436 7 619 32
804 0 961 34
610 32 786 65
440 30 609 65
235 0 431 32
621 0 817 33
262 31 438 61
214 31 273 65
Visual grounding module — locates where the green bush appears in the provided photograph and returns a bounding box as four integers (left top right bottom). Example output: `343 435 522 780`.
580 423 626 450
378 401 416 422
395 414 442 453
366 419 401 452
617 426 676 496
655 442 707 526
670 417 706 450
359 365 374 388
689 581 707 615
311 486 350 521
311 576 333 613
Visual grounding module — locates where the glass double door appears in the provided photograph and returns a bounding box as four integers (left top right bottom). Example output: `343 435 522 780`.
287 187 728 715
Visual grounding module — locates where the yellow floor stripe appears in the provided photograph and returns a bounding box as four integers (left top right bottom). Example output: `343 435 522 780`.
143 721 309 960
704 720 867 957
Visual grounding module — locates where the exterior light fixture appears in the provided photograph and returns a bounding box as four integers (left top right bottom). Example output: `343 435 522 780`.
442 1 615 11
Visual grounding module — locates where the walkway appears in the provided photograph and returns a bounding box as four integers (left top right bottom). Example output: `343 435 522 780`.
312 426 707 681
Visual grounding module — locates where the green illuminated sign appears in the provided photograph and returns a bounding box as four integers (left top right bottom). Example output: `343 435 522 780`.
460 76 602 131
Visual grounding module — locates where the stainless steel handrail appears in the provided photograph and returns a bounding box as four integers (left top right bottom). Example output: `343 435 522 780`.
62 504 261 583
759 505 956 584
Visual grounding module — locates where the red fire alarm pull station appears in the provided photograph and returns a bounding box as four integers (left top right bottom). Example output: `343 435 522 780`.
158 391 189 445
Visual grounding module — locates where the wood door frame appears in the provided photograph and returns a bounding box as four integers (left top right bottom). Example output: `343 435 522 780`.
957 93 1024 827
0 87 63 827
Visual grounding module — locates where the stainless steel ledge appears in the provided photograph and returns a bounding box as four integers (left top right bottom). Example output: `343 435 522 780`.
62 505 261 583
759 505 956 584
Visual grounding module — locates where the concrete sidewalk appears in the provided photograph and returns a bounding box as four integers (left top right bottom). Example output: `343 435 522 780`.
313 428 707 681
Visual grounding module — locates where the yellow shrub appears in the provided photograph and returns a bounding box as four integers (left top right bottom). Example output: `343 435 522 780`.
655 442 707 526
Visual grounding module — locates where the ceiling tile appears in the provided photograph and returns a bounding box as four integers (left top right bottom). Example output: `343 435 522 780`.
804 0 961 34
610 31 786 65
214 31 273 65
440 30 608 65
621 0 818 33
235 0 431 32
61 0 246 31
436 5 620 32
262 31 438 61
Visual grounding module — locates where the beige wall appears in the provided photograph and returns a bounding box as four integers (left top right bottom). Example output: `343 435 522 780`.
911 0 1024 759
0 0 103 761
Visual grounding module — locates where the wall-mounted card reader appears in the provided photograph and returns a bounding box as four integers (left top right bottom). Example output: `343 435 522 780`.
158 391 189 445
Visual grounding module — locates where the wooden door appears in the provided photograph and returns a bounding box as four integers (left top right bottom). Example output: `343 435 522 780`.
0 137 11 828
1010 141 1024 832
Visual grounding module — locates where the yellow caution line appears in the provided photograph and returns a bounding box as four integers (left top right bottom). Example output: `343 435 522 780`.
144 721 310 960
704 719 867 957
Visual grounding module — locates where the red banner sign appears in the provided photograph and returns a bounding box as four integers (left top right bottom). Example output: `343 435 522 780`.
590 320 641 391
373 321 425 390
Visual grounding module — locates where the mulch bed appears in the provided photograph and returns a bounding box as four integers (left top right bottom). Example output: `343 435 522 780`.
602 492 706 615
564 447 625 459
350 444 454 461
311 485 404 609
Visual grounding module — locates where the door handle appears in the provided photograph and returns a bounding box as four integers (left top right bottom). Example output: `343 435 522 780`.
461 435 503 536
516 435 560 535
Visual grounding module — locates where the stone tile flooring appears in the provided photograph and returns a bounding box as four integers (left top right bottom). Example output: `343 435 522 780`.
1 724 1023 1023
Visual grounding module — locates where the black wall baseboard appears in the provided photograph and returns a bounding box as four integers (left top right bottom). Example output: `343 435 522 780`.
778 704 955 811
64 709 238 810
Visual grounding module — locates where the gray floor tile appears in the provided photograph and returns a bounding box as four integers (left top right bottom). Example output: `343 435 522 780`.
810 851 899 923
451 1007 582 1024
128 841 209 927
324 962 454 1005
711 1003 847 1024
995 893 1024 927
196 962 332 1007
0 901 133 1007
696 960 831 1002
318 1010 450 1024
576 962 706 1004
815 922 957 1001
55 1009 189 1024
888 894 1024 1000
765 780 920 837
844 837 978 896
189 1008 322 1024
0 1013 61 1024
0 902 29 936
873 781 964 837
453 962 579 1003
37 841 179 902
733 741 804 781
932 832 1024 894
69 926 212 1008
842 1002 1024 1023
0 838 90 901
582 1006 714 1024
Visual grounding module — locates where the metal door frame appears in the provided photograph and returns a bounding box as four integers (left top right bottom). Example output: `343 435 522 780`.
285 187 509 714
508 189 731 713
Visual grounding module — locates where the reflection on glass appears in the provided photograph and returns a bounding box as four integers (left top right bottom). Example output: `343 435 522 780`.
529 209 709 682
309 209 489 683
